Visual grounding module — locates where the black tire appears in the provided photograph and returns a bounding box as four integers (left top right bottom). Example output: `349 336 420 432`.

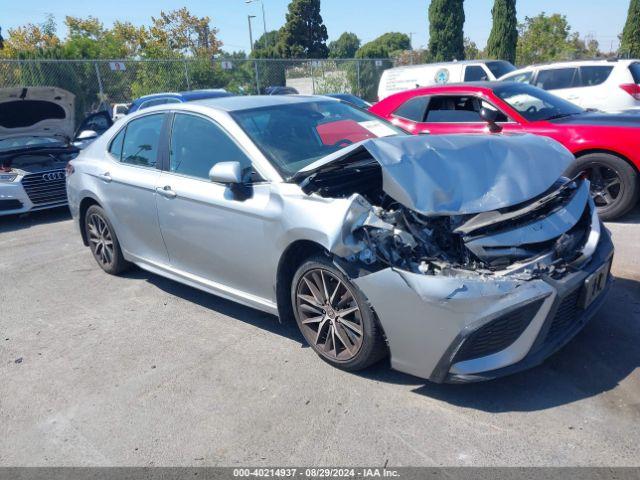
568 153 639 221
84 205 130 275
291 254 387 371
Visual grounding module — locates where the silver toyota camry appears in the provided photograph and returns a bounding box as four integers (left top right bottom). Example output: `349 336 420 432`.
66 95 613 383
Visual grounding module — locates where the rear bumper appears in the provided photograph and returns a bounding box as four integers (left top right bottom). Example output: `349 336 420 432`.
354 228 614 383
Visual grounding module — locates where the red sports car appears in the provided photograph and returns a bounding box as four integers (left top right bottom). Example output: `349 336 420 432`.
370 82 640 220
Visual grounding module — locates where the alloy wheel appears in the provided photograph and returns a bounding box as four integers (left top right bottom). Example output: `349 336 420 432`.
87 213 115 267
585 164 622 208
295 268 364 362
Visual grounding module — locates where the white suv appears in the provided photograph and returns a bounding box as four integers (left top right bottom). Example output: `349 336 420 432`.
499 59 640 113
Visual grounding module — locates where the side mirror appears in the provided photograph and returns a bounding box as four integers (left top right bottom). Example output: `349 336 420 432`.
209 161 243 185
479 108 502 133
76 130 98 141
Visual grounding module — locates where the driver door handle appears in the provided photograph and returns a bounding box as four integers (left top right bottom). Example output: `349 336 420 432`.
97 172 112 183
156 185 177 199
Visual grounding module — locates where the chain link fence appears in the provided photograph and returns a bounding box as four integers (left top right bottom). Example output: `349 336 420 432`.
0 58 394 123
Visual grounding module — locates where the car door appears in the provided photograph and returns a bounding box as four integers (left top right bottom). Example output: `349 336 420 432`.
100 113 170 265
155 112 275 301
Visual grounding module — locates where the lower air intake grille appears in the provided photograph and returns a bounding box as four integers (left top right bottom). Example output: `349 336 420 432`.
545 288 582 341
453 299 544 363
0 199 23 211
21 169 68 206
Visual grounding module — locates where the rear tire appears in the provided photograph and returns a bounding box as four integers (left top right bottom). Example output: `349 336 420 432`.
84 205 130 275
291 254 387 372
569 153 639 221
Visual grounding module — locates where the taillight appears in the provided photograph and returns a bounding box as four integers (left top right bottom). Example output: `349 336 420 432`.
65 162 75 177
620 83 640 100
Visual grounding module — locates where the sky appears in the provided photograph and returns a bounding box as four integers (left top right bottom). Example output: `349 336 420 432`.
2 0 630 53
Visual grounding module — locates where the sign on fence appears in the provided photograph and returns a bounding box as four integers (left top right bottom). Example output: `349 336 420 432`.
108 62 126 71
220 61 234 70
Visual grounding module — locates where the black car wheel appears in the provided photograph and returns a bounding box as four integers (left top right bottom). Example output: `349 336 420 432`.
569 153 639 221
291 254 387 371
84 205 130 275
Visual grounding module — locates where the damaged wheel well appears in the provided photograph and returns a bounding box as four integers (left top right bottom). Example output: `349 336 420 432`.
79 197 101 246
276 240 328 323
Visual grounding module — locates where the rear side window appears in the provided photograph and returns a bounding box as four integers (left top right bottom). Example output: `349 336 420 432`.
393 96 430 122
535 68 578 90
579 66 614 86
120 114 164 168
629 62 640 83
464 66 489 82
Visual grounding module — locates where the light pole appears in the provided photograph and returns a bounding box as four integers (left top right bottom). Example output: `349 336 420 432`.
247 15 256 53
245 0 268 48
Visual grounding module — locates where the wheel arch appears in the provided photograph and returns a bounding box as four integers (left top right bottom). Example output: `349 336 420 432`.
275 239 330 323
78 196 102 246
573 148 639 175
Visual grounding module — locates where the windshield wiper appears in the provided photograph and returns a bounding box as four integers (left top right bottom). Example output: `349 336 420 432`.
545 112 581 121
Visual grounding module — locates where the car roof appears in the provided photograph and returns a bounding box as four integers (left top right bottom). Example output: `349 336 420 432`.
190 94 339 112
506 59 638 75
133 89 230 103
385 59 510 71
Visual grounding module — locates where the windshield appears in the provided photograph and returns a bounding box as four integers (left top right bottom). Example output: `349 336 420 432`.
0 136 66 152
493 83 584 121
486 61 516 79
232 100 405 176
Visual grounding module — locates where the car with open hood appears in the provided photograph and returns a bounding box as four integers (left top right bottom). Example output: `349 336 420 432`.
370 81 640 221
66 95 613 383
0 86 112 216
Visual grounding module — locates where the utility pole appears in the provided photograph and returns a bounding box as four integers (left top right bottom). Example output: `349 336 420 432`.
247 15 256 53
246 0 268 48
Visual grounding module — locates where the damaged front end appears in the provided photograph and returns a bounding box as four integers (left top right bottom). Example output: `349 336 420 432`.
295 134 613 382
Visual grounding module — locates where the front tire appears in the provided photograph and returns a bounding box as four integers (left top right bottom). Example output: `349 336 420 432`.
84 205 130 275
569 153 639 221
291 254 387 371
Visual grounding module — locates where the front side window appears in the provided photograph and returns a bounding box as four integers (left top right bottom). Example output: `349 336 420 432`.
120 114 164 168
393 96 429 122
169 113 252 180
464 66 489 82
232 101 405 177
579 66 614 86
424 96 508 122
535 68 578 90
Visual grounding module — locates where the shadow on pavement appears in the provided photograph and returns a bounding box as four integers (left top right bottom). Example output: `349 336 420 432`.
606 204 640 225
125 265 640 413
0 207 71 234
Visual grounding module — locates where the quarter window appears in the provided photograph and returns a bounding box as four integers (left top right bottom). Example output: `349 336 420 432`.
535 68 578 90
169 113 252 180
393 96 429 122
120 114 164 168
464 65 489 82
579 66 614 86
108 128 125 160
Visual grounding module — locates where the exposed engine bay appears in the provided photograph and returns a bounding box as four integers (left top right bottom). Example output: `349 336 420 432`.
0 144 78 174
295 135 597 280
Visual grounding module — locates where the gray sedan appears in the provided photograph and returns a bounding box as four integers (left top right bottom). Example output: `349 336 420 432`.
66 95 613 382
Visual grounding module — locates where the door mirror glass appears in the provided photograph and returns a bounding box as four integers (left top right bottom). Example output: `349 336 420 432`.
209 161 243 184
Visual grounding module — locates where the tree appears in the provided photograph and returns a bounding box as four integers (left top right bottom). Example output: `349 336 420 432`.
464 37 480 60
428 0 465 61
621 0 640 58
486 0 517 63
148 7 222 58
356 32 411 59
278 0 329 58
516 13 585 65
328 32 360 58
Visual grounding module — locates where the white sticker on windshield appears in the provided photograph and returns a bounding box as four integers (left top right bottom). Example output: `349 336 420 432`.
358 120 397 138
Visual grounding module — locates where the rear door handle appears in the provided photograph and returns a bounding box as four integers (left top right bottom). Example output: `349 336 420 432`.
97 172 112 182
155 186 177 199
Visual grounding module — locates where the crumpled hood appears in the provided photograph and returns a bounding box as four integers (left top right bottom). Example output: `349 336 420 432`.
298 134 575 216
0 87 75 140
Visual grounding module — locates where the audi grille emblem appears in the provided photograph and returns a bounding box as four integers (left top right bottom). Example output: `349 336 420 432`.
42 172 65 182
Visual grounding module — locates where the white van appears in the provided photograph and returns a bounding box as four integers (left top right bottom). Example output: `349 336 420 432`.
377 60 516 101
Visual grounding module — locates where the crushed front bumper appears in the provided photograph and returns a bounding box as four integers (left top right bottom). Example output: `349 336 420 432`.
353 228 614 383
